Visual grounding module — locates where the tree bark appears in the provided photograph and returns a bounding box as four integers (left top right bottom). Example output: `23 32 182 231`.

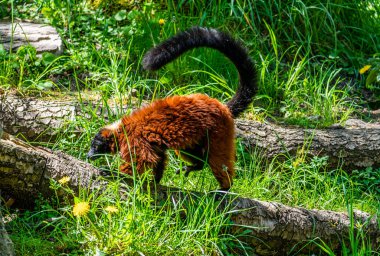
0 132 378 255
236 118 380 171
0 93 81 141
0 21 62 54
0 92 129 141
1 93 380 171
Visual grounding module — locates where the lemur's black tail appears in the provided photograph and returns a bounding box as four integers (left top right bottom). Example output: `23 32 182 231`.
142 27 257 118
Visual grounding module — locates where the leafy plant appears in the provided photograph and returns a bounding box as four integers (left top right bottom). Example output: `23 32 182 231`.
351 167 380 196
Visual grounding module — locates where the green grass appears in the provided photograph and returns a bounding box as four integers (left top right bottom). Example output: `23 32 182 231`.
7 173 248 255
1 0 380 255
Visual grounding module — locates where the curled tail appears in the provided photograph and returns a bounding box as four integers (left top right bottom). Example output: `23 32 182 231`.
142 27 258 118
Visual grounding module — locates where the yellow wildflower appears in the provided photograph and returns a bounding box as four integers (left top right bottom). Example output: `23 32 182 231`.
359 65 371 74
58 176 70 185
73 202 90 217
105 205 119 214
158 19 165 25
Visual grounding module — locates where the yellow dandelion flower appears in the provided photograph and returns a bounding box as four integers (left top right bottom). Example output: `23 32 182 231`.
105 205 119 214
158 19 165 25
58 176 70 185
359 65 371 74
73 202 90 217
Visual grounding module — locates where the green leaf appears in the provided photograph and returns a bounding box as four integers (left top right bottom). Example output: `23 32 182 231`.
42 52 56 66
36 81 54 90
16 45 37 58
115 10 127 21
79 15 89 21
0 44 5 56
159 76 171 84
365 69 379 88
127 10 140 21
41 7 52 17
74 197 80 204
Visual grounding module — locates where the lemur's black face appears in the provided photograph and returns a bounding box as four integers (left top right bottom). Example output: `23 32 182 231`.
87 131 113 160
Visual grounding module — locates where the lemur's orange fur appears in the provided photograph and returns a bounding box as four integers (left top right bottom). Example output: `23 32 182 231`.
88 27 257 190
101 94 235 189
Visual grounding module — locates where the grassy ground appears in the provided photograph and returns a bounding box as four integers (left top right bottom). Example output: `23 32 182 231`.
1 0 380 255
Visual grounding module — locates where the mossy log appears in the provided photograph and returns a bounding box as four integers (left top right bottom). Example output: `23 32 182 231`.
0 132 379 255
1 93 380 171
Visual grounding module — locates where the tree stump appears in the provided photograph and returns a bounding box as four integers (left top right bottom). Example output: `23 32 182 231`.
0 21 62 54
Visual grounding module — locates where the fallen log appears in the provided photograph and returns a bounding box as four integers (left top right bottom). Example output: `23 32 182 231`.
1 93 380 171
236 118 380 170
0 132 378 255
0 93 128 141
0 21 62 54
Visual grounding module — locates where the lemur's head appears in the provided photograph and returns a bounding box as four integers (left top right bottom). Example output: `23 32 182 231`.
87 121 121 160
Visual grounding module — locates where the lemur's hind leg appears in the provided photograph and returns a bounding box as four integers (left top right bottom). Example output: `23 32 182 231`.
207 122 235 191
153 152 167 184
175 143 207 176
181 161 204 177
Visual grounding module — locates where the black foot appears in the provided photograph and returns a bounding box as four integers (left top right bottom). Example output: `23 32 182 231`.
176 164 203 177
98 166 112 177
175 166 193 177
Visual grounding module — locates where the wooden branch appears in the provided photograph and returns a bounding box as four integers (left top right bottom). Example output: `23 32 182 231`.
0 21 62 54
1 92 380 171
0 132 378 255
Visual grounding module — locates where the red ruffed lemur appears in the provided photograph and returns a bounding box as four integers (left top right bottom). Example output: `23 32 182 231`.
87 27 258 190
